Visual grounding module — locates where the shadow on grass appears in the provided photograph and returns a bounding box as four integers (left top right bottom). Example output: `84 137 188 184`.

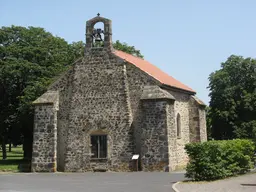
0 159 24 165
0 146 30 172
0 156 23 158
8 150 23 155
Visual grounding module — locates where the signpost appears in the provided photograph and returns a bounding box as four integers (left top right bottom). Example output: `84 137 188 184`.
132 154 139 171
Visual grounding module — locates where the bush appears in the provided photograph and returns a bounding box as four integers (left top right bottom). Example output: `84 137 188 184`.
185 139 255 181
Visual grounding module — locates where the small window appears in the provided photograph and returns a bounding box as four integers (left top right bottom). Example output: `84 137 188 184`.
177 113 181 138
91 135 107 158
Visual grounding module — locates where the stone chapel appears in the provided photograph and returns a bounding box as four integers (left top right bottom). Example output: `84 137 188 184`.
31 15 207 172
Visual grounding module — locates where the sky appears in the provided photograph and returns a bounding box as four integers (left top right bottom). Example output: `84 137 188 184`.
1 0 256 104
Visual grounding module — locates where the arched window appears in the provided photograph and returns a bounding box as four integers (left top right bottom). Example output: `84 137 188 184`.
177 113 181 138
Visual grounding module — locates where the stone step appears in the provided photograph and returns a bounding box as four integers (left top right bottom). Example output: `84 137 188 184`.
93 167 107 172
92 163 108 172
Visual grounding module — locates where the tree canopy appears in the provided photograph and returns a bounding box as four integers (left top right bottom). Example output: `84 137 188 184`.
113 40 143 58
208 55 256 140
0 25 143 159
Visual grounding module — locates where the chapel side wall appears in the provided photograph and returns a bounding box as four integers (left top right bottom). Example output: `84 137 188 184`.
166 90 190 169
48 67 75 171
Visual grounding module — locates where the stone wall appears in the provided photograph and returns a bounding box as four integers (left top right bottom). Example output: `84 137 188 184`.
166 100 177 171
31 56 207 172
189 96 207 143
189 97 201 142
140 100 169 171
126 63 160 164
165 89 191 169
31 97 58 172
63 48 134 172
126 63 160 117
199 107 207 142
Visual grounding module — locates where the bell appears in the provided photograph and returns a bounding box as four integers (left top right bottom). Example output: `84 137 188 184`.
94 33 102 42
93 28 103 42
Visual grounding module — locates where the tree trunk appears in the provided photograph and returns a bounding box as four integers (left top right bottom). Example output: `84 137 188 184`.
23 136 32 160
1 136 7 160
9 140 12 152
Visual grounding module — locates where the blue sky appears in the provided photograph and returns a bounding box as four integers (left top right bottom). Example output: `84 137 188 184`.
1 0 256 104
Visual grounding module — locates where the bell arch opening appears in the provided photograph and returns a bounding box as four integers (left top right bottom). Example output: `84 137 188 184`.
92 22 105 48
85 14 113 50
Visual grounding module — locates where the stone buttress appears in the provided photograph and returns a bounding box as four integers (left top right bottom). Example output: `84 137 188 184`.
139 86 175 171
189 96 207 142
31 91 59 172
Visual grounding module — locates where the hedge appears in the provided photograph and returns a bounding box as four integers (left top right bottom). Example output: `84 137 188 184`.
185 139 255 181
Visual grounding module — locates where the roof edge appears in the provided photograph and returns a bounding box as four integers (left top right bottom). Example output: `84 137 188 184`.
141 85 175 100
32 91 59 105
160 84 196 95
47 57 82 90
191 95 207 107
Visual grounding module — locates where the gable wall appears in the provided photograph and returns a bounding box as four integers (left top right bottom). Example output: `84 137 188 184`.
63 49 134 171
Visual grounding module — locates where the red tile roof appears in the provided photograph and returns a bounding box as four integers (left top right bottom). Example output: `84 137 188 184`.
114 50 196 93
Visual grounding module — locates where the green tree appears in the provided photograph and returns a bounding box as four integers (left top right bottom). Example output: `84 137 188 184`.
68 41 85 61
208 55 256 140
205 106 212 140
70 40 144 58
113 40 143 58
0 26 75 159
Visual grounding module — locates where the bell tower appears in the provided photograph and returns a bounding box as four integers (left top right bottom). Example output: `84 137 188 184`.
85 13 113 51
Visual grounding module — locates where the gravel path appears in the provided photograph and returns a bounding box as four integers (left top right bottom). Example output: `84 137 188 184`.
176 173 256 192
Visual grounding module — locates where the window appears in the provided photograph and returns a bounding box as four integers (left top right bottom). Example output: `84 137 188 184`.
90 135 107 158
177 113 181 138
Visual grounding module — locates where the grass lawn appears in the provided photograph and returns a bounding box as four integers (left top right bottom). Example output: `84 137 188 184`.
0 145 24 172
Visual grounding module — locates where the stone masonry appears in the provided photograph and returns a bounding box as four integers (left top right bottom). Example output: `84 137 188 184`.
139 86 175 171
31 15 207 172
32 91 58 172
